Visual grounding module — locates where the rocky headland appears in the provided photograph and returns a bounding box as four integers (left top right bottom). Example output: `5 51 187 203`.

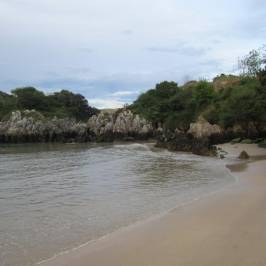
0 109 154 144
2 108 265 156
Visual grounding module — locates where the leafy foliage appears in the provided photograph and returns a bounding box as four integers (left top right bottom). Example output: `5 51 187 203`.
238 46 266 76
0 87 99 121
131 74 266 132
0 91 17 119
131 80 217 130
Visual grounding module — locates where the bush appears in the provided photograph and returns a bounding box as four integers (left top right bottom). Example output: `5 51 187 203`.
241 139 253 144
0 88 99 122
258 140 266 148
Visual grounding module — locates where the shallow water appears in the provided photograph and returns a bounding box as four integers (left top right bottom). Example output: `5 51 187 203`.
0 142 234 266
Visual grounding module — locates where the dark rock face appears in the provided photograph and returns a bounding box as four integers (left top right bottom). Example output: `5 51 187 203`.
156 130 217 156
238 151 250 159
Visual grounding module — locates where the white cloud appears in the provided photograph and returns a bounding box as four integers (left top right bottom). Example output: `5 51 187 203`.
88 98 126 109
0 0 265 98
111 90 140 97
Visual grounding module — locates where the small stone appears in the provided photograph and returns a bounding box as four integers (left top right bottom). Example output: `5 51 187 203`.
238 150 250 159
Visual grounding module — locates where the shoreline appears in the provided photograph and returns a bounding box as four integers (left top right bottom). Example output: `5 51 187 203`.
39 143 266 266
36 156 235 266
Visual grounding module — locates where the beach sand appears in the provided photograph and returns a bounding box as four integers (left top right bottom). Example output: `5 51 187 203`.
39 143 266 266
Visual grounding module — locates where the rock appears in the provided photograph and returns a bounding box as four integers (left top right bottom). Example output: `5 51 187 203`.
188 116 223 143
238 151 250 159
0 109 154 143
0 110 89 143
87 109 154 141
156 130 217 156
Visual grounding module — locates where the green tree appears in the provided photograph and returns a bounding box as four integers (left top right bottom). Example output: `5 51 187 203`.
48 90 98 121
12 87 48 111
0 91 16 120
238 46 266 76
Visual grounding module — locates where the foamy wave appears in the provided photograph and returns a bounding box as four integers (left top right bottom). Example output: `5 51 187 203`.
114 143 152 151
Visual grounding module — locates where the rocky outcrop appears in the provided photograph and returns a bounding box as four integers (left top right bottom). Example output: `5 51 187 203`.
156 130 217 156
0 109 154 143
225 122 259 140
0 110 89 143
87 109 154 141
156 117 224 156
239 150 250 159
187 116 224 143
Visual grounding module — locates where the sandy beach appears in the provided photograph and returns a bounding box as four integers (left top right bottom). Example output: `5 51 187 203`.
39 143 266 266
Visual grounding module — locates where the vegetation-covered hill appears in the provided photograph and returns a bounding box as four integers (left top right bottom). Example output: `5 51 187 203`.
130 72 266 133
131 47 266 138
0 46 266 146
0 88 99 121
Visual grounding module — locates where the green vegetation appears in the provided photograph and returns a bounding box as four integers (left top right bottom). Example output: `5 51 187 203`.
241 139 253 144
0 88 99 121
1 46 266 138
131 47 266 134
258 140 266 148
131 73 266 131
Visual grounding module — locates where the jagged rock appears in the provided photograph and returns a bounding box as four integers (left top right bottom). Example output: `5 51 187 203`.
0 109 154 143
87 109 154 141
239 150 250 159
0 110 89 143
188 116 223 140
156 130 217 156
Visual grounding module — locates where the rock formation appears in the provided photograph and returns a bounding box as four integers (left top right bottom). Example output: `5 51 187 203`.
0 109 154 143
238 150 250 159
156 116 226 156
187 116 223 142
0 110 89 143
87 109 154 141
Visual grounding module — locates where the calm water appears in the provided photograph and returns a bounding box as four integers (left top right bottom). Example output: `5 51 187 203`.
0 143 234 266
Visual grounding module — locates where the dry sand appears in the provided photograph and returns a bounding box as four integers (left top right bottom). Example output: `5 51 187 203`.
39 143 266 266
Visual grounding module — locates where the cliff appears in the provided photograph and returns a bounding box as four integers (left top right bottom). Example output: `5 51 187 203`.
0 109 154 143
87 109 154 141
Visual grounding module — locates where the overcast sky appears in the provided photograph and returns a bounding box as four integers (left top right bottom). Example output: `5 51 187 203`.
0 0 265 108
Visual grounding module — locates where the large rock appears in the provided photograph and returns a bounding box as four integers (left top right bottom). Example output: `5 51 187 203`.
188 116 223 143
0 109 154 143
87 109 154 141
156 130 217 156
0 110 89 143
239 150 250 159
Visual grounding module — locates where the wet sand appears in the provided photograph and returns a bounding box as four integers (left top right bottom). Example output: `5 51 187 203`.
39 143 266 266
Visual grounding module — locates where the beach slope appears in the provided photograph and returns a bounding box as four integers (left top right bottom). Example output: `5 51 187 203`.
40 144 266 266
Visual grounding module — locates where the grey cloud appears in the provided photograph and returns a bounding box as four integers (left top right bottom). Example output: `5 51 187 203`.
146 44 208 56
79 48 94 54
0 0 264 108
122 29 133 35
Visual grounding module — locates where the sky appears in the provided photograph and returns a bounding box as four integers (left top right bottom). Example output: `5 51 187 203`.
0 0 265 108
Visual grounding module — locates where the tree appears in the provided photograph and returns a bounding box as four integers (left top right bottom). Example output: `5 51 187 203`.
12 87 48 111
131 81 179 126
49 90 98 121
0 91 16 119
238 46 266 76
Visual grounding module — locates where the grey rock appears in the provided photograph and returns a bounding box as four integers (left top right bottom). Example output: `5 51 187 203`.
188 116 223 139
238 150 250 159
